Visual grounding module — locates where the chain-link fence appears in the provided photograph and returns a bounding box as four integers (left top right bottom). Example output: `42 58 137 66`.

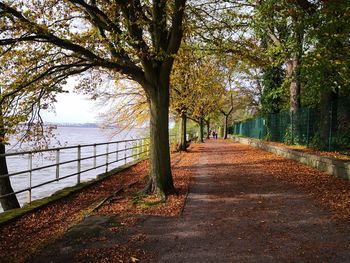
232 97 350 152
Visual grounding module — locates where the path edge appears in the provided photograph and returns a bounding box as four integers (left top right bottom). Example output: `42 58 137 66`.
232 136 350 180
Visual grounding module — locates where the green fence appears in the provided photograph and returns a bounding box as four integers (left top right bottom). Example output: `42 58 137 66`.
232 98 350 152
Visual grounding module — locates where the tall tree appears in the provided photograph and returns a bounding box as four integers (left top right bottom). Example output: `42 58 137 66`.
301 0 350 149
189 58 225 142
170 48 197 151
171 50 224 143
260 64 286 114
219 92 234 139
0 51 60 210
254 0 309 112
0 0 187 196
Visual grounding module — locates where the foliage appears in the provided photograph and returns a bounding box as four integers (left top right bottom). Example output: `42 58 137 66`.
0 46 63 147
170 46 225 123
91 78 149 133
301 0 350 105
260 64 288 114
170 47 198 117
0 0 188 197
171 118 197 139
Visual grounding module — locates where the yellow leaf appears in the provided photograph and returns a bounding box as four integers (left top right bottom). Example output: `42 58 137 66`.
131 256 140 262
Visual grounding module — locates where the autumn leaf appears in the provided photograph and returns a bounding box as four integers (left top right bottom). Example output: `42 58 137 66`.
131 256 140 262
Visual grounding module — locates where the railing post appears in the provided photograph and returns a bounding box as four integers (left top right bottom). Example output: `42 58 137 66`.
93 144 97 169
147 139 150 157
116 142 119 162
77 145 81 184
328 102 333 151
124 141 127 164
306 108 310 146
55 149 60 181
28 153 32 204
138 140 141 159
105 143 109 173
291 111 294 144
141 139 144 157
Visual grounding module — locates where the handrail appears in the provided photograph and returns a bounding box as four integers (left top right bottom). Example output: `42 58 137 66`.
0 137 151 207
1 137 150 157
2 143 150 179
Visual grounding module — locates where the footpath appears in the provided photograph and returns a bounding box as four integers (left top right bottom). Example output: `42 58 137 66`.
31 140 350 262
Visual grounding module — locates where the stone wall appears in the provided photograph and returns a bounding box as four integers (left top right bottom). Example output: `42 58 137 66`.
232 136 350 180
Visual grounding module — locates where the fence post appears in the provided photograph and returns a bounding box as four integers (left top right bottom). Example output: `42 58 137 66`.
124 142 127 164
105 143 109 173
56 149 60 181
93 144 97 168
306 108 310 147
28 153 32 204
137 140 140 159
141 139 144 158
291 111 294 144
328 102 333 151
116 142 119 162
77 145 81 184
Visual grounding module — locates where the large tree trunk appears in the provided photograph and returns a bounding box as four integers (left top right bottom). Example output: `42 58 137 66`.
224 115 229 139
177 111 187 151
286 49 302 144
0 142 20 211
198 118 204 143
205 119 210 139
286 56 301 112
146 81 175 196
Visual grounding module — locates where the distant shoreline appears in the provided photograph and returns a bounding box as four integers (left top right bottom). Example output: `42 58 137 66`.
54 123 98 128
49 123 148 130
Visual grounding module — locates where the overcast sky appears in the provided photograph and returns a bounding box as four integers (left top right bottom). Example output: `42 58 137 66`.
41 92 97 123
41 79 99 124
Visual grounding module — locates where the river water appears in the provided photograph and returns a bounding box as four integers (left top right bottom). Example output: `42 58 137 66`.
2 126 146 212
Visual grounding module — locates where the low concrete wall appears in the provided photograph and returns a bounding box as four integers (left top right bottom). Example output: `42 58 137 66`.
232 136 350 180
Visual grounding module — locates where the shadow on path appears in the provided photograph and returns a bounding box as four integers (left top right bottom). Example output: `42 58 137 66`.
30 140 350 263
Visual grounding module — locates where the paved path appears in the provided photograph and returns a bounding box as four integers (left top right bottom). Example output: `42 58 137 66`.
31 140 350 262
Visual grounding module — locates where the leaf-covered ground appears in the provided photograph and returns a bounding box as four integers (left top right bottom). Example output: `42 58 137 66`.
2 140 350 262
264 140 350 160
0 148 197 263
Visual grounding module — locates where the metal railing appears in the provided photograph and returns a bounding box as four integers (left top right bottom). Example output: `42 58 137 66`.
0 138 150 206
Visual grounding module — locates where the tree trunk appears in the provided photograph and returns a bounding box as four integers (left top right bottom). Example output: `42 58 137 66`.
319 89 338 150
146 82 175 196
198 118 204 143
177 111 187 151
219 126 224 138
0 142 20 210
224 115 229 139
286 57 301 112
286 51 302 143
205 119 210 139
